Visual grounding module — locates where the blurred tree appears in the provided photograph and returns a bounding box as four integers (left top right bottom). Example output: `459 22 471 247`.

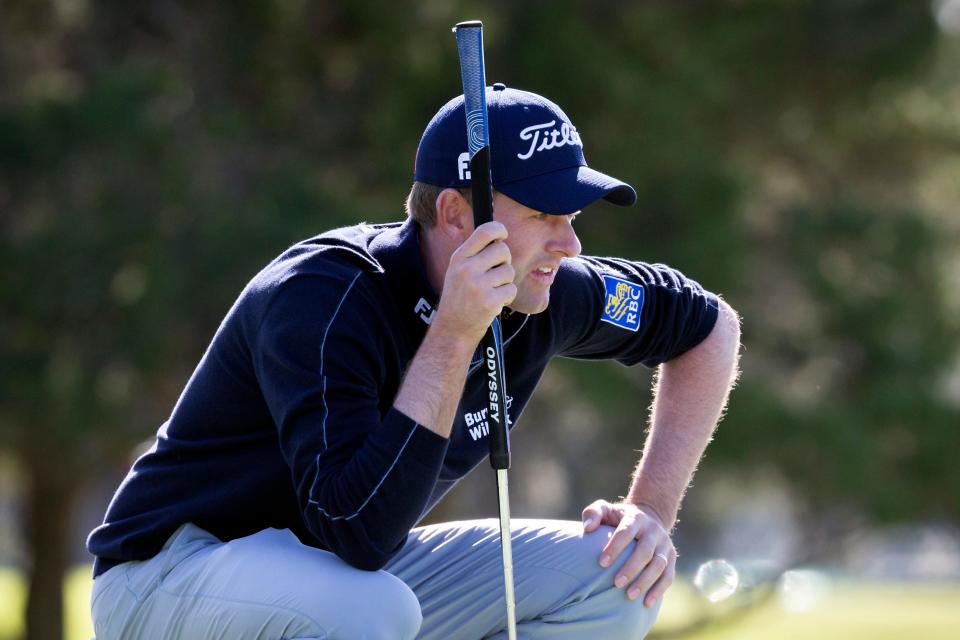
0 3 374 638
1 1 958 638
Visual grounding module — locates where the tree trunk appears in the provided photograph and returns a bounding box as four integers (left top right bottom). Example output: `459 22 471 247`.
23 442 76 640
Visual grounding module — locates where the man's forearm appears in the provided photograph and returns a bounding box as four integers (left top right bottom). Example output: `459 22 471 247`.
626 300 742 529
393 323 478 439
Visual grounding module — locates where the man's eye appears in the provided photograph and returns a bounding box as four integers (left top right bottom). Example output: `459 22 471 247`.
535 213 549 221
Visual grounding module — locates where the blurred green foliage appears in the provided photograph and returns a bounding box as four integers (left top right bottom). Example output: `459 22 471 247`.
3 0 958 517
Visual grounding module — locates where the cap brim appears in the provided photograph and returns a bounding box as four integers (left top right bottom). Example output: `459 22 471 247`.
495 165 637 215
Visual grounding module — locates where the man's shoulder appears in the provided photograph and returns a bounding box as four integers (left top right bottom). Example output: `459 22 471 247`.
559 255 703 289
276 222 400 275
253 222 405 288
552 255 622 292
232 222 405 322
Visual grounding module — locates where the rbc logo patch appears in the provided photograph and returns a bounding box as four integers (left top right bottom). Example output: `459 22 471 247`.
601 275 643 332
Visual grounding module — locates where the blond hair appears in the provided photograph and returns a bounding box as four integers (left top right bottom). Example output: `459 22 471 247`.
404 182 475 227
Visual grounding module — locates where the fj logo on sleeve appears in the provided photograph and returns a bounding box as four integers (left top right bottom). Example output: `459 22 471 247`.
414 298 436 325
601 274 643 332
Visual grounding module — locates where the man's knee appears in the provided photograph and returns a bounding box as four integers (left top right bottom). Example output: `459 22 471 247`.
582 525 662 638
611 596 662 639
333 570 422 640
559 522 662 637
374 572 423 640
570 522 623 574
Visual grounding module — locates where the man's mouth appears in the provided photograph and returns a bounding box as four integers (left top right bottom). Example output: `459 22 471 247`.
530 266 557 283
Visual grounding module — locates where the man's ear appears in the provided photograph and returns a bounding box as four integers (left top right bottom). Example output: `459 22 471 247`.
434 189 473 240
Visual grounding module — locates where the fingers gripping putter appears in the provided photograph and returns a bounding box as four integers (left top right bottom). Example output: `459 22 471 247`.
453 21 518 640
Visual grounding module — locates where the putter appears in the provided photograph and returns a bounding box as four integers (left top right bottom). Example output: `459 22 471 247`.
453 20 518 640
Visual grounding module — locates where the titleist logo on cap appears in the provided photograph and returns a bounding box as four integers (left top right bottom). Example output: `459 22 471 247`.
517 120 582 160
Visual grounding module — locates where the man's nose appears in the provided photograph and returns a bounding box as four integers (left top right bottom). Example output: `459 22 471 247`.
551 217 582 258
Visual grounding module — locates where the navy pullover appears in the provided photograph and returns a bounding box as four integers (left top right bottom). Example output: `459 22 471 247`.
88 218 719 577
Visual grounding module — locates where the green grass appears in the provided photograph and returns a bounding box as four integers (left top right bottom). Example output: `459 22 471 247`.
0 566 958 639
654 577 960 640
0 567 93 640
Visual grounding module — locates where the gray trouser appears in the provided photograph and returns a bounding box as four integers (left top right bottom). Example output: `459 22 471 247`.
91 519 661 639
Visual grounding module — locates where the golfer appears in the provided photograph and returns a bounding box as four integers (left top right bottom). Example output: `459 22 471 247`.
88 84 740 639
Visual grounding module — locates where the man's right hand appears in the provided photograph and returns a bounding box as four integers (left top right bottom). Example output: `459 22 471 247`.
432 221 517 344
393 221 515 437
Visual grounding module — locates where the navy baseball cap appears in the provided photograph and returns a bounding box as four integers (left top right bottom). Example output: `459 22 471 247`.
414 83 636 215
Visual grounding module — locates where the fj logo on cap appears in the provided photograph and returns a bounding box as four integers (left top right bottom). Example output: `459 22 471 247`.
458 152 472 180
601 274 643 332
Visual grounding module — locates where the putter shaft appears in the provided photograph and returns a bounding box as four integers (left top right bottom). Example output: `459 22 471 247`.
496 468 518 640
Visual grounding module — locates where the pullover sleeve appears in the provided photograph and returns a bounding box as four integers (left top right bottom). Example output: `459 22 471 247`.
553 256 720 367
253 269 448 571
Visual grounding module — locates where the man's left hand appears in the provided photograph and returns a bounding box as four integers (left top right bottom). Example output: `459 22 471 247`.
581 499 676 607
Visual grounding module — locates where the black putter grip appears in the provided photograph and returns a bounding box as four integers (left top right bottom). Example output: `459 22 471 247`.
471 146 494 225
470 147 511 471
